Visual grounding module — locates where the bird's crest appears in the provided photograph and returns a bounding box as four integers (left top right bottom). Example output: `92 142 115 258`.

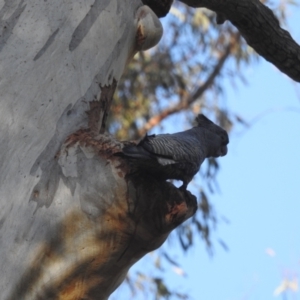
195 114 214 127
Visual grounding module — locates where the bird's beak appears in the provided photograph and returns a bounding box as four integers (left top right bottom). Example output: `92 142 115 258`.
219 145 228 156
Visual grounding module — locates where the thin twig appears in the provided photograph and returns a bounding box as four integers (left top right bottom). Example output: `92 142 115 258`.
138 33 240 136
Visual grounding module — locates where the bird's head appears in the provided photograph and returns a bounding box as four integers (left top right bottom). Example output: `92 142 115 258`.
195 114 229 157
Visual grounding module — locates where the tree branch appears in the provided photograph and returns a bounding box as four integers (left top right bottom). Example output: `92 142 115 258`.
179 0 300 82
138 33 239 136
141 0 174 18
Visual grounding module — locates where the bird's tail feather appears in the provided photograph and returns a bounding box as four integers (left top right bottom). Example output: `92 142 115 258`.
119 145 152 160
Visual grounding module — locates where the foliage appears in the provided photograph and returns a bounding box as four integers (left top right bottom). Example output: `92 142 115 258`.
109 1 295 298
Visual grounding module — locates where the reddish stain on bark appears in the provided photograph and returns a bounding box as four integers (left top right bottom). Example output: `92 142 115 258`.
86 79 117 134
136 25 146 49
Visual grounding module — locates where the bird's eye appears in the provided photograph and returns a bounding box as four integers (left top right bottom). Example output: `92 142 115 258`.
220 133 228 144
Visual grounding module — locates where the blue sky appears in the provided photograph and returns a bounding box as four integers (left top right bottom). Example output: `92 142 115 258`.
173 57 300 300
111 5 300 300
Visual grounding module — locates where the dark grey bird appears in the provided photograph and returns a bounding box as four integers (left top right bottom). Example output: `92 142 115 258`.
118 114 229 190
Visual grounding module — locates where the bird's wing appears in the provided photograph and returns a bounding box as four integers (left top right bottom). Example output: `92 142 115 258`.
140 133 200 165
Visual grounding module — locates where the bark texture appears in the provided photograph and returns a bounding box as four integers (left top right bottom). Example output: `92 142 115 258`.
0 0 171 299
7 131 196 300
179 0 300 82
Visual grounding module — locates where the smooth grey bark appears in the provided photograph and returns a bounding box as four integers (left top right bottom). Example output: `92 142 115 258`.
0 1 195 299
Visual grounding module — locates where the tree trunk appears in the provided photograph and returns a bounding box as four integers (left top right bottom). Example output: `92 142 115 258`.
0 1 196 299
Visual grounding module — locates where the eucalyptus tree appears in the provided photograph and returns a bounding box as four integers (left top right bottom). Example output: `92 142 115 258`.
0 0 299 299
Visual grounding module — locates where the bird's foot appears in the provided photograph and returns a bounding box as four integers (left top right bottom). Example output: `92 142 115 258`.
179 183 187 192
